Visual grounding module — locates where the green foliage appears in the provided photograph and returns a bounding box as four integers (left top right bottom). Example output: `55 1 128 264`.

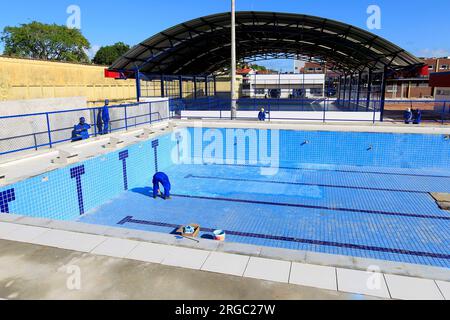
1 21 90 63
93 42 130 66
250 64 267 71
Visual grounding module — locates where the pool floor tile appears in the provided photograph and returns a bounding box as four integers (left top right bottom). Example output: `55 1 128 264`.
337 268 390 299
385 274 444 300
91 237 140 258
201 252 250 276
243 257 291 283
435 281 450 300
32 229 106 253
126 242 171 264
161 246 211 270
289 263 337 291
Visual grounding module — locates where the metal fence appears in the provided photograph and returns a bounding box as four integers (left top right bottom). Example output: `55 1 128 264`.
170 97 450 124
0 100 170 156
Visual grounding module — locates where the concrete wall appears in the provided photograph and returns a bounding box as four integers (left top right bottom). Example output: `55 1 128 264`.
0 56 136 106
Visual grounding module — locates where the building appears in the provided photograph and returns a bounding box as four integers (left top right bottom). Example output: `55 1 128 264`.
430 71 450 113
385 57 450 99
242 72 326 98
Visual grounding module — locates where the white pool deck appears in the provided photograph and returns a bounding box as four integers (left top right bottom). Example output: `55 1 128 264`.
0 119 450 300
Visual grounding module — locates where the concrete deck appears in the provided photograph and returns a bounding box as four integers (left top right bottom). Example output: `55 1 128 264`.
0 239 369 300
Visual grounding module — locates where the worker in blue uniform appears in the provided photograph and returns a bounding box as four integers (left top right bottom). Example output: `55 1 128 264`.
71 117 91 142
153 172 171 199
413 109 422 124
404 108 413 124
258 108 268 121
101 99 110 135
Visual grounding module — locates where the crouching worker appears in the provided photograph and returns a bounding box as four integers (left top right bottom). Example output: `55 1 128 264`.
153 172 171 200
403 108 413 124
258 108 268 121
71 117 91 142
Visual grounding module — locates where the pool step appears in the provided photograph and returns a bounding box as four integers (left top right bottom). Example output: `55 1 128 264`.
430 193 450 211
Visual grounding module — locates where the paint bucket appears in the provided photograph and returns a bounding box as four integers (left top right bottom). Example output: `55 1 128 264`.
213 230 226 241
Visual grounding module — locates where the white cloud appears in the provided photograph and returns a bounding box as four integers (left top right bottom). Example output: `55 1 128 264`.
418 48 450 58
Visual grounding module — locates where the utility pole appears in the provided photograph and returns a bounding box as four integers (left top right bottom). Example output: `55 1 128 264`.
230 0 237 119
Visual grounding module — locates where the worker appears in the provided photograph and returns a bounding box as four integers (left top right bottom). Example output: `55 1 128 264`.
404 108 413 124
258 108 268 121
71 117 91 142
96 107 103 135
101 99 110 135
152 172 171 200
413 109 422 125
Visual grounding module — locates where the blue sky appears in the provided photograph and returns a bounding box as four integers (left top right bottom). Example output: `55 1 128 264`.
0 0 448 71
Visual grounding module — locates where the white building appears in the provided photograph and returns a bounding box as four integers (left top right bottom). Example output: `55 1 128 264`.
242 73 326 99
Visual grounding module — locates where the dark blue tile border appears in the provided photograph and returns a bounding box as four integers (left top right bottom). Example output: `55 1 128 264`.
0 188 15 213
171 194 450 221
70 165 86 215
152 140 159 173
201 163 450 179
119 150 129 191
117 216 450 260
185 174 430 194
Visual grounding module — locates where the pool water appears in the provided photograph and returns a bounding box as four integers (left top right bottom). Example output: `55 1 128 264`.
79 161 450 268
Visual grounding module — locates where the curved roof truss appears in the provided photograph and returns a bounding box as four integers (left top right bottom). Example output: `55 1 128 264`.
110 11 423 75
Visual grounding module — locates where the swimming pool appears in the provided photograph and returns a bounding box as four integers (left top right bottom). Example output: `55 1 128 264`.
1 125 450 268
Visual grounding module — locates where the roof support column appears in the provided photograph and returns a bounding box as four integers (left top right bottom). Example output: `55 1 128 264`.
337 76 342 102
135 69 141 102
356 71 362 111
205 76 209 96
160 75 165 98
379 66 388 122
230 0 237 119
193 76 197 99
366 69 373 111
348 74 353 108
342 75 347 108
179 76 183 99
213 76 217 96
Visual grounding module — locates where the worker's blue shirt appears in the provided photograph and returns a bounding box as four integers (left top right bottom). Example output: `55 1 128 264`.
102 105 110 122
404 111 413 121
258 111 266 121
153 172 171 189
74 123 91 140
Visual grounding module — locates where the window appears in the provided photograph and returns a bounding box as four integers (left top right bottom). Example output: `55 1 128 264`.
440 65 449 70
255 88 265 95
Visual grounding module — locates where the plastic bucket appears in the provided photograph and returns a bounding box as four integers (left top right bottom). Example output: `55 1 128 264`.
213 230 226 241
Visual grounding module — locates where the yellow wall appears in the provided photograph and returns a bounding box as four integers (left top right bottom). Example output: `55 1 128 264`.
0 56 137 106
0 56 241 106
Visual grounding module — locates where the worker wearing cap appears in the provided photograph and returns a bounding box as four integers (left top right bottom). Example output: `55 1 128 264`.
258 108 268 121
101 99 110 134
71 117 91 142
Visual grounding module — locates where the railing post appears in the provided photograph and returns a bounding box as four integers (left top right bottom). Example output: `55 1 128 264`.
442 102 446 125
323 100 327 123
93 108 97 137
149 102 153 124
46 113 52 148
124 105 128 131
33 133 38 151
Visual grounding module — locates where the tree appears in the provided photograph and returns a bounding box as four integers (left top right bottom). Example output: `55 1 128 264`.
93 42 130 66
1 21 90 63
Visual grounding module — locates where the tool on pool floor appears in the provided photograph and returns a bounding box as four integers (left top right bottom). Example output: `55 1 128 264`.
176 223 201 242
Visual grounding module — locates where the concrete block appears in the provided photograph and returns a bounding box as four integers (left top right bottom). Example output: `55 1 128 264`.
104 137 124 149
52 148 79 164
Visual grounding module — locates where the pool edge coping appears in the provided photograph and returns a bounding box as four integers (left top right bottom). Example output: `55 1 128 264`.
1 213 449 283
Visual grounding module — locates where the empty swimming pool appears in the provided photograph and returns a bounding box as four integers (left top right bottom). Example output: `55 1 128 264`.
1 125 449 268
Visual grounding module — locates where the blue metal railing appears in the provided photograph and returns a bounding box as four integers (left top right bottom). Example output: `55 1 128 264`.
0 100 170 157
169 97 450 124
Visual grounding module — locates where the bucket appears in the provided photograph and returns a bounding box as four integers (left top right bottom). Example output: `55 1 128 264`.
213 230 226 241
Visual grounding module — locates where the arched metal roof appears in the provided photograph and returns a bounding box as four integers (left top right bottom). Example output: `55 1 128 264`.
109 11 423 75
